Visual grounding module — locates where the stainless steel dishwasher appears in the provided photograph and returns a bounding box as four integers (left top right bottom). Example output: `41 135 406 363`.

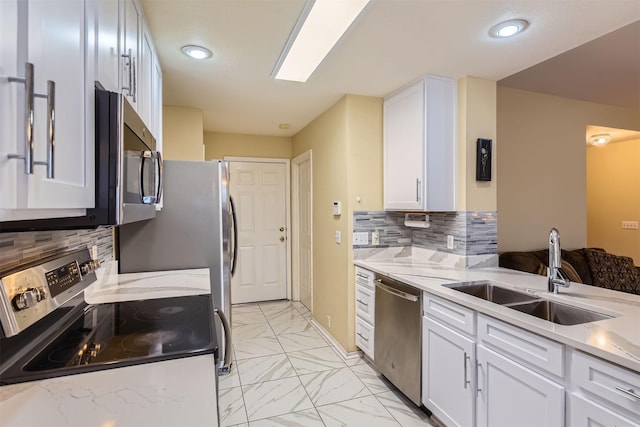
374 274 422 406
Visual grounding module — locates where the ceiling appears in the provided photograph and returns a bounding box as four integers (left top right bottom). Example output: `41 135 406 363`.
141 0 640 137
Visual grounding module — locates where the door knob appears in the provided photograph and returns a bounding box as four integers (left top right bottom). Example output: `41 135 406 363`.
279 227 285 232
280 236 285 242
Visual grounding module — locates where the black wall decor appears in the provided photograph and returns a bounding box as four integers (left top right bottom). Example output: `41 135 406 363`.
476 138 492 181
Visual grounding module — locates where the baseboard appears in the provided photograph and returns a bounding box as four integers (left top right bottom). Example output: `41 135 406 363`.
309 318 363 362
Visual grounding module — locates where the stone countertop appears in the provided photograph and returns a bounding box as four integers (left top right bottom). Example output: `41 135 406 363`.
354 256 640 373
0 263 219 427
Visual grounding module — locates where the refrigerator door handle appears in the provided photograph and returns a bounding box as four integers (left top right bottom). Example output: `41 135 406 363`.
214 307 233 374
230 196 238 277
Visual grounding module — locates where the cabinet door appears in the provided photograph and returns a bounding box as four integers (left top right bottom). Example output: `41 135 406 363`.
476 345 564 427
568 393 637 427
422 317 475 427
28 0 94 210
0 0 21 211
152 56 163 147
95 0 120 92
121 0 140 110
383 80 425 210
138 18 154 128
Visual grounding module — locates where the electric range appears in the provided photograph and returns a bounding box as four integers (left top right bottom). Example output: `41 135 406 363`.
0 248 218 385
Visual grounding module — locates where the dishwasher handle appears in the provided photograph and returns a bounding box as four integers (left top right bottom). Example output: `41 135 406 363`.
375 279 419 302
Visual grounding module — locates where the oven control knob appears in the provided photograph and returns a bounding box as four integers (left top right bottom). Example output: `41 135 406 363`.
12 287 46 311
80 259 101 275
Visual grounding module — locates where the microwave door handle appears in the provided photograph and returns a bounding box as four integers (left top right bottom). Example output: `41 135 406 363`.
230 196 238 277
138 150 146 203
155 151 163 203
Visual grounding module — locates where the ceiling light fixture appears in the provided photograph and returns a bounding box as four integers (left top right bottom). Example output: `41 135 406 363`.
489 19 529 38
273 0 371 82
181 45 213 60
589 133 612 146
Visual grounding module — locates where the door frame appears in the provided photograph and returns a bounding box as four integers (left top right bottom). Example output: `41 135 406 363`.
291 150 313 309
225 157 292 300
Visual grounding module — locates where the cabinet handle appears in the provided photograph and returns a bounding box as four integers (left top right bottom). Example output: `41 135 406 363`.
416 178 421 202
356 299 369 307
132 55 137 102
356 332 369 342
33 80 55 178
463 353 470 389
476 362 483 396
8 63 55 177
615 386 640 400
122 49 134 96
7 62 35 174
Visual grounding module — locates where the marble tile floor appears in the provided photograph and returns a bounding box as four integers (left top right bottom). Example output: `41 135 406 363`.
219 300 441 427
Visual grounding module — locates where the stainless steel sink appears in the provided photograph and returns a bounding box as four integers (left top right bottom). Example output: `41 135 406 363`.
446 281 537 305
445 281 614 325
508 300 612 325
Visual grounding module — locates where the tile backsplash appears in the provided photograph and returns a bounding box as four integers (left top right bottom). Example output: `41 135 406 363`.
0 227 114 271
353 210 497 256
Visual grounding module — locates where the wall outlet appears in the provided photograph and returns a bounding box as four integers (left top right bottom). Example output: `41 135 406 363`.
447 235 455 249
327 315 331 328
335 231 341 244
353 232 369 245
622 221 639 230
371 231 380 246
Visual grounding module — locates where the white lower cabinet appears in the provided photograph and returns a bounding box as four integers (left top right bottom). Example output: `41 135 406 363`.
476 344 565 427
354 267 375 360
422 316 475 427
568 393 637 427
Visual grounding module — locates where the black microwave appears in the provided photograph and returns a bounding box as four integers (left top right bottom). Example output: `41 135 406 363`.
1 86 162 232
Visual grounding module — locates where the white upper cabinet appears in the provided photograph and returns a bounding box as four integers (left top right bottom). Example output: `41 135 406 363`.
383 75 456 211
95 0 120 92
1 0 95 221
121 0 141 110
139 17 154 131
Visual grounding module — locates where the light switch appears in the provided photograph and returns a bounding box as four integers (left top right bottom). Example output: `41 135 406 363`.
335 231 341 244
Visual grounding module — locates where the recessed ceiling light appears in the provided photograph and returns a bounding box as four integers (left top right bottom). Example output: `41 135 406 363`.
279 123 290 130
181 45 213 60
589 133 611 146
273 0 371 82
489 19 529 38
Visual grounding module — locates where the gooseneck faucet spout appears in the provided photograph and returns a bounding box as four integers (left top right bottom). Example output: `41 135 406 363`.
548 228 571 294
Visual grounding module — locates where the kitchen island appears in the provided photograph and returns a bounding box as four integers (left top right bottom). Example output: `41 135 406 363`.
0 263 220 427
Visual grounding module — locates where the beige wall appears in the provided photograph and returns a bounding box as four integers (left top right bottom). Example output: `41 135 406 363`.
457 77 497 211
204 132 293 160
163 105 204 160
292 95 383 352
587 139 640 265
497 87 640 252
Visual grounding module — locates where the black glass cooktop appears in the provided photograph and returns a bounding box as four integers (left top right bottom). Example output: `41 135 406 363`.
1 294 216 384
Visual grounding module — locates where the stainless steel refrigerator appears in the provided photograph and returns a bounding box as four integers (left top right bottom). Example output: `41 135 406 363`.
118 160 237 374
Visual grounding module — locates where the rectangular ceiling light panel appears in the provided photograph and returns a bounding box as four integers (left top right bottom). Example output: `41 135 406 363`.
274 0 371 82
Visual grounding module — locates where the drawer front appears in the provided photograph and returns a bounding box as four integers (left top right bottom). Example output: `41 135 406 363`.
355 317 374 360
568 393 637 427
355 267 375 291
571 350 640 420
355 285 375 325
478 314 564 378
423 293 475 336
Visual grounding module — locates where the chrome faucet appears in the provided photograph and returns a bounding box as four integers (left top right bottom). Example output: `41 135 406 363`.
548 228 571 293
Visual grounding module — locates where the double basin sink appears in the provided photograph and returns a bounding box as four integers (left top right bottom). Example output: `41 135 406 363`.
445 281 613 325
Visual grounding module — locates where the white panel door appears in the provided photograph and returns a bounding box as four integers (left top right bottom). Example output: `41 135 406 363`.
230 161 287 304
476 345 565 427
298 156 312 310
422 317 475 427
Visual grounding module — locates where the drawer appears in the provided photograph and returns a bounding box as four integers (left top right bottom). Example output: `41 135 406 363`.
355 284 375 325
355 317 374 360
571 350 640 420
355 267 375 291
423 293 475 336
568 393 637 427
478 314 564 378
